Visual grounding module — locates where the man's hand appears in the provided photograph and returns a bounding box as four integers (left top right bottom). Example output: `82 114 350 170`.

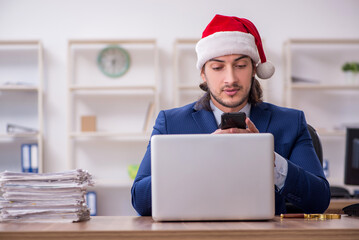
212 118 274 166
212 117 259 134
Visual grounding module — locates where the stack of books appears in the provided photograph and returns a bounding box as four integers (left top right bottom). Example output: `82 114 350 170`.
0 169 94 222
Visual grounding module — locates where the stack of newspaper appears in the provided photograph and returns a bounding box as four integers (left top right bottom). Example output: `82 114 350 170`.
0 169 94 222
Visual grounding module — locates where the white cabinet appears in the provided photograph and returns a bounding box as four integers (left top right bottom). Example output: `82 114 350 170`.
173 38 271 107
0 40 44 173
283 39 359 188
67 39 159 215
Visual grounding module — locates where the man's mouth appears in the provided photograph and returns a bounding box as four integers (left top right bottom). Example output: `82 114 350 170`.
223 88 240 96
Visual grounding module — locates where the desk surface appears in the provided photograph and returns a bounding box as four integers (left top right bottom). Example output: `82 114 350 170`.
325 198 359 214
1 216 359 240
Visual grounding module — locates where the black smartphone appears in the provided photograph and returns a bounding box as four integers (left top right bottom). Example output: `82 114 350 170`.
220 112 247 130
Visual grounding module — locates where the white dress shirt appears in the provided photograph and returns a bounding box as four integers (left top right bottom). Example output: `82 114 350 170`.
209 101 288 190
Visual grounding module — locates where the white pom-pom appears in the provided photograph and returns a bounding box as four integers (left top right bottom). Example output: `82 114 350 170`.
256 61 275 79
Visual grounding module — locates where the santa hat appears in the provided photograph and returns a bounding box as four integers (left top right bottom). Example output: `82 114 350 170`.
195 14 275 79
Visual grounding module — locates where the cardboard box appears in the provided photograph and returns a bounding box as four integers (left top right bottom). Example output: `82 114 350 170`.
81 116 96 132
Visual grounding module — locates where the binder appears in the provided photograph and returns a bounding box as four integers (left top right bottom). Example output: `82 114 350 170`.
21 144 30 172
86 191 97 216
21 143 39 173
30 144 38 172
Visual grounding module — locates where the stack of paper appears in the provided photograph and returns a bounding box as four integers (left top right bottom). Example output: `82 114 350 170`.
0 169 94 222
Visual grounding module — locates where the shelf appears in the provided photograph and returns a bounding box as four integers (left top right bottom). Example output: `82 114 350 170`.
173 38 203 107
0 132 39 139
316 129 346 137
69 85 156 91
0 85 39 91
0 40 41 45
69 39 156 45
68 85 156 96
69 132 151 141
0 40 44 173
178 84 200 90
175 38 199 44
67 39 158 216
291 84 359 90
283 39 359 191
287 39 359 45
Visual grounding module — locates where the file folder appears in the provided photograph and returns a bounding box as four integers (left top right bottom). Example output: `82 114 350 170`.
21 144 30 172
86 191 97 216
30 144 38 172
21 144 38 173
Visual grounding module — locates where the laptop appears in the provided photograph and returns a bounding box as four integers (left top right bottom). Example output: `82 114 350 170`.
151 133 275 221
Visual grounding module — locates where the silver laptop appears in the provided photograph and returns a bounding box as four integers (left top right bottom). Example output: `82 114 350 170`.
151 133 275 221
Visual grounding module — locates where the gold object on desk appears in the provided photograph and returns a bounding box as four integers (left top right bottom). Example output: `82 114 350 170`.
280 213 341 219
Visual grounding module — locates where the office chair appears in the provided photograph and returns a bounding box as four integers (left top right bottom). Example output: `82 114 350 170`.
307 124 323 166
285 124 323 213
286 124 352 213
306 125 351 198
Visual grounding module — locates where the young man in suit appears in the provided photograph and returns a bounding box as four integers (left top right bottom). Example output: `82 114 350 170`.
131 14 330 216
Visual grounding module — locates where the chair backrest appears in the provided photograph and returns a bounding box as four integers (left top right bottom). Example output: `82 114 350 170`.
307 124 323 166
285 124 324 213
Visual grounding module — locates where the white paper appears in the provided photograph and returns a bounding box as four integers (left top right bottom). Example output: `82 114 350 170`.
0 169 94 223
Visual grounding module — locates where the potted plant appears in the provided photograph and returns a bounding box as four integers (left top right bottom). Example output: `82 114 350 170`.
342 62 359 84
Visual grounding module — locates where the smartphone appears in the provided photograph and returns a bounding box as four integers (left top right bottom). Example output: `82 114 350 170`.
220 112 247 130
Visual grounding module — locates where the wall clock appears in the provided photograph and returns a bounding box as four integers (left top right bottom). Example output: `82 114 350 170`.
97 45 130 78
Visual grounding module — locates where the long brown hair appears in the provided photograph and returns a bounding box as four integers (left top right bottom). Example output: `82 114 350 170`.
195 61 263 111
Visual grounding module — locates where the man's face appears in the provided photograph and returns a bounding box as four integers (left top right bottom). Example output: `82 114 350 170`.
201 54 255 113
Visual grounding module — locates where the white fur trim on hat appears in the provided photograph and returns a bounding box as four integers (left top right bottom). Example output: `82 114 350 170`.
195 31 260 70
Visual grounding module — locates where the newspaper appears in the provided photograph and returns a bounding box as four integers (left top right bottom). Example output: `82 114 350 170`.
0 169 94 223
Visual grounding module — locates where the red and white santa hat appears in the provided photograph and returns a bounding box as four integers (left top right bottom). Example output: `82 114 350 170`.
196 14 275 79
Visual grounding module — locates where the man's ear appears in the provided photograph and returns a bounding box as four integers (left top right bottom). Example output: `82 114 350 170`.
201 72 206 82
200 68 207 82
252 62 257 78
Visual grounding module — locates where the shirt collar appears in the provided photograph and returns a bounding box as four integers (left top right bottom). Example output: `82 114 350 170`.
210 100 251 127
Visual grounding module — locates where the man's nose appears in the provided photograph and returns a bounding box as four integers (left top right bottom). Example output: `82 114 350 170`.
224 67 237 85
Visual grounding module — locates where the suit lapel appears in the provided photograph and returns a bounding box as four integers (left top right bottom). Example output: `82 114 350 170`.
250 103 271 133
191 108 218 134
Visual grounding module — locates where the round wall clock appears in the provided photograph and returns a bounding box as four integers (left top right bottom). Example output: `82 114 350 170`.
97 45 130 78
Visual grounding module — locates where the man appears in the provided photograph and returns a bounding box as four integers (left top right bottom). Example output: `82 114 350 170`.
131 14 330 216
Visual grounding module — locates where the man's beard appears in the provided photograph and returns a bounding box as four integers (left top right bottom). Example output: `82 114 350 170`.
208 83 250 109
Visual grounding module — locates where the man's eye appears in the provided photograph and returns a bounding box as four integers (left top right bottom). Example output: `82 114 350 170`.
212 66 223 71
235 64 246 68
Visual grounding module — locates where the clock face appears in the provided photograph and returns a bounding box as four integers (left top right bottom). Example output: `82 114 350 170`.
97 46 130 78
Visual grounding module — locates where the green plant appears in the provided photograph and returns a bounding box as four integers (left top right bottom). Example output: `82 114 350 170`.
342 62 359 73
128 164 139 180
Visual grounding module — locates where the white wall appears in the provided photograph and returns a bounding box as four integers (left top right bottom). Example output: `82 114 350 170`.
1 0 359 175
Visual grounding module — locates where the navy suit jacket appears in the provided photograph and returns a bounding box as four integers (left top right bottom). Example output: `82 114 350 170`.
131 101 331 216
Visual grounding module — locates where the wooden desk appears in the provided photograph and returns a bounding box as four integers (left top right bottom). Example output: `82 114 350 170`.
325 199 359 214
1 216 359 240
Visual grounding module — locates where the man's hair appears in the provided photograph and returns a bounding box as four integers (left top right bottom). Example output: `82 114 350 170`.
195 61 263 111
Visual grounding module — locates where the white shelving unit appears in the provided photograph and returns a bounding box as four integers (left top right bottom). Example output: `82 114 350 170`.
67 39 159 215
283 39 359 188
173 38 271 108
0 40 44 173
173 39 203 107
